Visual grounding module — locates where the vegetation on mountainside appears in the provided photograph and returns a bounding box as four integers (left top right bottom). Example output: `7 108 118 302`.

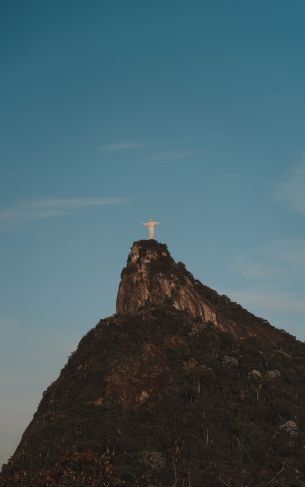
1 307 305 487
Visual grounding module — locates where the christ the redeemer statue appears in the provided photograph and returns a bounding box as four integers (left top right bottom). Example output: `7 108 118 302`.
143 219 159 239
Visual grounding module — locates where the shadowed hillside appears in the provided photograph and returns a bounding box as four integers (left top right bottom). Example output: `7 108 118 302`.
1 241 305 486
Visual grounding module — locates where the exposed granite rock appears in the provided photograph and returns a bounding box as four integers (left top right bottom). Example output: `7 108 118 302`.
266 369 281 379
117 240 287 344
248 369 262 380
117 240 217 324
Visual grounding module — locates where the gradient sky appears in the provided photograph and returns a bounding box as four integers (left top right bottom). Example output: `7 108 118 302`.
1 0 305 465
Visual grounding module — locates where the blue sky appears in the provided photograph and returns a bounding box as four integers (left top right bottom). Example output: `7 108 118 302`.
1 0 305 465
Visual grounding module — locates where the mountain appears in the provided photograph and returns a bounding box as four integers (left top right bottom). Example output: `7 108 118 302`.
1 240 305 487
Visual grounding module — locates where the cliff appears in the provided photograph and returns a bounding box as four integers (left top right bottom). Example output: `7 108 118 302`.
117 240 285 344
1 240 305 487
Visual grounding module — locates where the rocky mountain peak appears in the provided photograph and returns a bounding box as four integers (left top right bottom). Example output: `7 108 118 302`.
116 239 215 321
116 240 285 344
127 239 171 265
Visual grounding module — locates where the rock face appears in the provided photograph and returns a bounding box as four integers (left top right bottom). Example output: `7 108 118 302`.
1 240 305 487
117 240 217 324
117 240 284 344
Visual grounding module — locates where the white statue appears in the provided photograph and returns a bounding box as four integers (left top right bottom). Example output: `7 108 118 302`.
143 219 159 239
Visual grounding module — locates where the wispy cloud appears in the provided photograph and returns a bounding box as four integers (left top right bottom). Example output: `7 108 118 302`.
233 256 282 280
0 197 125 225
233 235 305 284
263 237 305 268
101 142 145 152
99 141 200 163
228 290 305 313
277 159 305 214
150 150 197 162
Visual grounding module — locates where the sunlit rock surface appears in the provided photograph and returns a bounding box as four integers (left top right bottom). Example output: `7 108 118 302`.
117 240 284 344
